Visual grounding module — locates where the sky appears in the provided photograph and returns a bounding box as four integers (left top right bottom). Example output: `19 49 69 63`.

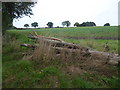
13 0 120 28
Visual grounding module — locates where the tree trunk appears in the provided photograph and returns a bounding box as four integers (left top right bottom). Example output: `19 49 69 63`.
2 5 13 34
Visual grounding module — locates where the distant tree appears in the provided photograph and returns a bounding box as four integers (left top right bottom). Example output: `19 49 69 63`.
57 26 59 28
47 22 53 28
62 21 66 27
31 22 38 28
80 22 96 27
62 21 71 27
74 22 80 27
66 21 71 27
104 23 110 26
88 22 96 26
24 24 29 28
79 22 86 27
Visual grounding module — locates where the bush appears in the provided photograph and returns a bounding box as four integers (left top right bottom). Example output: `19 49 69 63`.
80 22 96 27
104 23 110 26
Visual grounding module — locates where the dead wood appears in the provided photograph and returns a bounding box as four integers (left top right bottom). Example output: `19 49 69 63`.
20 43 38 49
28 32 64 42
21 31 120 66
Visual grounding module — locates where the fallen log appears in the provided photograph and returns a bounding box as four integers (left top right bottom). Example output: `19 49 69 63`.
21 31 120 66
20 43 120 65
20 43 120 66
51 47 91 57
27 34 83 49
20 40 84 50
28 33 64 42
20 43 38 49
89 50 120 65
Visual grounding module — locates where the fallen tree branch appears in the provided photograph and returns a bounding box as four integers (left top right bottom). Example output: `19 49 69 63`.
20 43 38 49
21 31 120 66
28 31 64 42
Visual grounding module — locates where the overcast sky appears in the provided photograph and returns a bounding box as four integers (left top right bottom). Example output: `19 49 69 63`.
13 0 119 28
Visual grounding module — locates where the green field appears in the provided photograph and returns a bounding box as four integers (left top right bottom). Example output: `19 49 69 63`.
7 26 118 53
3 26 120 88
8 26 118 37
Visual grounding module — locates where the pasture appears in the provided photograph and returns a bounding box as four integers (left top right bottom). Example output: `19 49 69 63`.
2 26 120 88
8 26 118 38
7 26 118 53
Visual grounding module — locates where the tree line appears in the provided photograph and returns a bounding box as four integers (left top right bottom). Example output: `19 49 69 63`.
24 21 71 28
2 2 111 33
24 21 110 28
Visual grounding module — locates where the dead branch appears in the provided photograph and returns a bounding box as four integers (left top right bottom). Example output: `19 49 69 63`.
21 31 120 66
28 31 64 42
20 43 38 49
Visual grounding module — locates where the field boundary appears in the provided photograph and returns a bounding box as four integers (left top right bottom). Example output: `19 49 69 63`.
63 36 120 40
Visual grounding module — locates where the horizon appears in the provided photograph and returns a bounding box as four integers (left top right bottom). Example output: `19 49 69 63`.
13 0 119 28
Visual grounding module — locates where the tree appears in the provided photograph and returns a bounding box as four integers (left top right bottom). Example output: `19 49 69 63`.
62 21 66 27
2 2 36 32
47 22 53 28
80 22 96 27
24 24 29 28
31 22 38 28
74 22 80 27
62 21 71 27
104 23 110 26
79 22 86 27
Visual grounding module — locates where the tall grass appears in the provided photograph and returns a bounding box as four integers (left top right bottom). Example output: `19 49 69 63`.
63 39 118 53
30 38 90 69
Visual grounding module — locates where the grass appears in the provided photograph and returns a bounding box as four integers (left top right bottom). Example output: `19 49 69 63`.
3 60 70 88
75 72 120 88
63 39 118 53
72 77 98 88
2 26 119 88
7 26 118 53
8 26 118 38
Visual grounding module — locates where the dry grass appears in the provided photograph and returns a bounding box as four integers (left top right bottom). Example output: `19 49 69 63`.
31 39 84 65
22 39 118 77
32 40 55 61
